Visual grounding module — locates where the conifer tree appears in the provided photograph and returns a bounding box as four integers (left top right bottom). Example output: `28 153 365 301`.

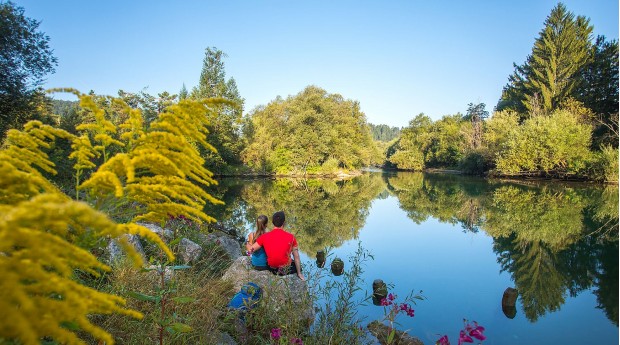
498 3 593 116
189 47 245 172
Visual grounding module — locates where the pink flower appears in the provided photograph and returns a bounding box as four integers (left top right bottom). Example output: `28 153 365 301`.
436 335 450 345
388 293 396 301
469 326 486 341
458 330 473 345
290 338 303 345
270 328 282 340
406 308 415 317
400 303 408 311
380 298 390 306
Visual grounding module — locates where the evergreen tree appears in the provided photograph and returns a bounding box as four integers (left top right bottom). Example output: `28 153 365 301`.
189 47 245 173
179 83 188 100
576 36 619 148
498 3 593 116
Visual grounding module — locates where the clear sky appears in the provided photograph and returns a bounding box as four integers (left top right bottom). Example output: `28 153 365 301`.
13 0 619 127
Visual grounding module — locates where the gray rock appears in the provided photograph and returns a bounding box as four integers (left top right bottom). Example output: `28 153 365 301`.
107 234 146 265
137 222 174 241
222 256 314 324
195 232 243 260
178 238 202 263
367 320 424 345
215 331 238 345
144 264 175 283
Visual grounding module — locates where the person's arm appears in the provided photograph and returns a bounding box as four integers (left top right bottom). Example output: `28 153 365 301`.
245 233 254 252
292 247 305 281
249 241 262 253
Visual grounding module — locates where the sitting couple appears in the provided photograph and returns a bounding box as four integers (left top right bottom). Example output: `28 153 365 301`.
246 211 305 281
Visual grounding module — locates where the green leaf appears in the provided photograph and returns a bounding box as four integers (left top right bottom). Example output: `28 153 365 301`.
127 291 161 303
172 296 196 304
169 237 182 246
166 322 193 334
387 328 395 344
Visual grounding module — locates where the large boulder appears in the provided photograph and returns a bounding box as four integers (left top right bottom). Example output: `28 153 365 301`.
178 238 202 263
195 232 243 260
222 256 314 323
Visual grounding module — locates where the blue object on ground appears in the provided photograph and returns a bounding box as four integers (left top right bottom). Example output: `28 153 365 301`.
228 282 262 311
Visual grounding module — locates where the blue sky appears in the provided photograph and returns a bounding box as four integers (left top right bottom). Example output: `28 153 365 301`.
14 0 619 127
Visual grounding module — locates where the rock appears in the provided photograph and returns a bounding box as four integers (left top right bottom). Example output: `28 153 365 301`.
196 232 243 260
137 222 174 241
222 256 314 324
215 331 238 345
178 238 203 263
144 264 175 284
502 287 519 319
367 320 424 345
107 234 146 265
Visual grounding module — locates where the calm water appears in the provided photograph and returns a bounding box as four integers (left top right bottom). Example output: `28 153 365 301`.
205 171 619 345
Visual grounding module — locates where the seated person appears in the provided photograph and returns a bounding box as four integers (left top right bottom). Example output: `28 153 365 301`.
248 211 305 281
245 215 270 270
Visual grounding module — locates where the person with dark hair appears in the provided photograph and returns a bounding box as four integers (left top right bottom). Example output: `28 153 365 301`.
248 211 305 280
245 215 269 270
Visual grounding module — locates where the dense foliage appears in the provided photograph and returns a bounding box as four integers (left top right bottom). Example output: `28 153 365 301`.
243 86 381 174
388 3 618 182
0 1 57 138
368 123 401 141
0 90 224 344
188 47 245 174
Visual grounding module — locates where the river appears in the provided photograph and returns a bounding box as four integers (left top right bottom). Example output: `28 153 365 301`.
205 171 618 345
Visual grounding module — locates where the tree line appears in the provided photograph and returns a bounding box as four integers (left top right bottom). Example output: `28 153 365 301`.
1 1 617 182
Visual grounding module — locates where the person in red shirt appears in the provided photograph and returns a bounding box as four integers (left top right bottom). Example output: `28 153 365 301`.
249 211 305 281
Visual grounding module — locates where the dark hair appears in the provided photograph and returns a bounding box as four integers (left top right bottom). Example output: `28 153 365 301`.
252 215 268 244
272 211 285 227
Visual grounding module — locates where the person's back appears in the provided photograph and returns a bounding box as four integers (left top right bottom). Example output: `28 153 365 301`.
246 215 269 270
252 211 305 280
258 227 295 268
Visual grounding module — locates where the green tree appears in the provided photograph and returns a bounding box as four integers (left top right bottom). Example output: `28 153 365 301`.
243 86 380 174
179 83 188 100
0 1 57 138
387 114 432 171
464 102 489 149
190 47 245 173
576 36 619 148
368 123 401 141
493 109 592 176
497 3 593 116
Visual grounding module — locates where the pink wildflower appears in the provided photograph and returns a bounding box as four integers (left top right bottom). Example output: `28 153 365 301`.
458 330 473 345
270 328 282 340
436 335 450 345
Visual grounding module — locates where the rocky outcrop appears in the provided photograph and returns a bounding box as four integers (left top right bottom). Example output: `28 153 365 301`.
178 238 202 263
195 232 243 260
367 320 424 345
222 256 314 324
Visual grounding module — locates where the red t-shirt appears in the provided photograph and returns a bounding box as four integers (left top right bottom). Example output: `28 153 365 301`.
256 227 298 268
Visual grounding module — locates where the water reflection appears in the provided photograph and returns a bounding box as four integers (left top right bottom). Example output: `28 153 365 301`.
386 172 618 324
207 172 618 326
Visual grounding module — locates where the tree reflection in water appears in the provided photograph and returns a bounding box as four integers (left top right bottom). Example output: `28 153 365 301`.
387 172 618 324
208 172 618 325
